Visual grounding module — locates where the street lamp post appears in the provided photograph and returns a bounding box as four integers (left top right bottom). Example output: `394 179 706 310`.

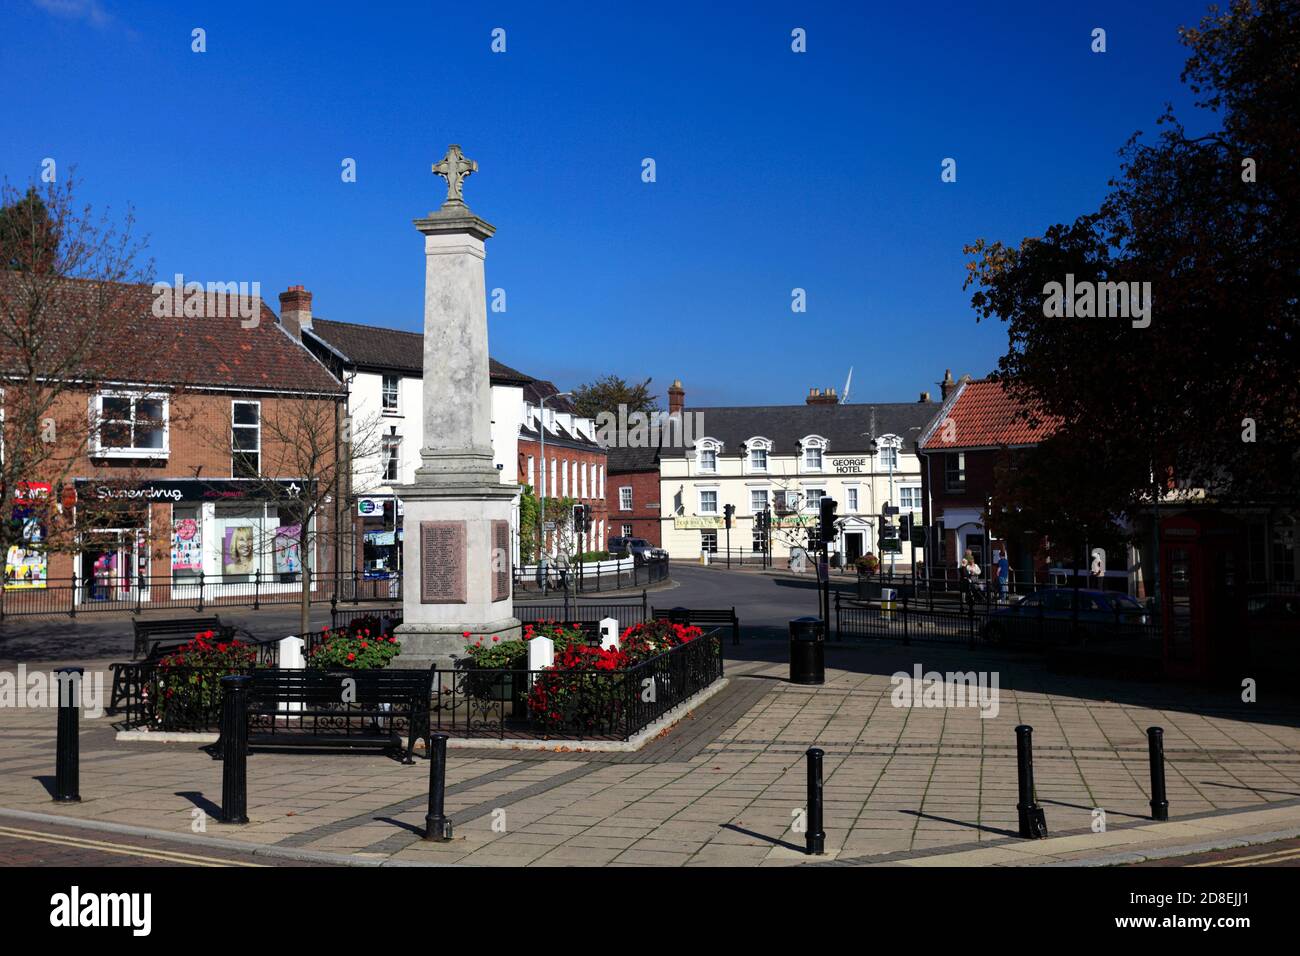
536 390 573 595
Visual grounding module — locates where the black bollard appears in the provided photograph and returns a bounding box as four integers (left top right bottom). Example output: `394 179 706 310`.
54 667 83 803
805 747 825 855
1015 725 1048 839
424 732 453 841
219 675 251 824
1147 726 1169 821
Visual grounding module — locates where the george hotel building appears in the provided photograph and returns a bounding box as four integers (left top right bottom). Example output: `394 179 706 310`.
656 382 940 565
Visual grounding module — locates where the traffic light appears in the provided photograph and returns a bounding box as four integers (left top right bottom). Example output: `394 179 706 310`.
572 504 589 533
899 513 911 542
723 503 734 529
819 496 838 543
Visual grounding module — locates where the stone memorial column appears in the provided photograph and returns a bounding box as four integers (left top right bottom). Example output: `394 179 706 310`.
394 145 521 670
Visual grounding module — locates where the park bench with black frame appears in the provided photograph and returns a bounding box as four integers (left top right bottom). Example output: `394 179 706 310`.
651 606 741 646
107 616 237 715
216 668 433 764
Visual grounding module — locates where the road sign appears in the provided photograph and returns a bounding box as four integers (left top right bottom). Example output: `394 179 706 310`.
883 504 900 516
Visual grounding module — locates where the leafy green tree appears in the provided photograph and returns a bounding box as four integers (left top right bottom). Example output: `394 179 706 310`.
571 374 660 421
964 0 1299 520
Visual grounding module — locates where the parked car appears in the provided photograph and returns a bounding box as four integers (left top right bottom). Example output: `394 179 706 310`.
982 588 1151 646
607 537 667 562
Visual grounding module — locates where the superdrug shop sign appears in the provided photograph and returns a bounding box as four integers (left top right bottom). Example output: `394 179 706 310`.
74 479 310 503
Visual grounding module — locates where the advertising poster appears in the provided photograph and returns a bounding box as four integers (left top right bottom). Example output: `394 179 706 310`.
273 525 302 575
171 518 202 572
5 515 47 589
222 525 257 575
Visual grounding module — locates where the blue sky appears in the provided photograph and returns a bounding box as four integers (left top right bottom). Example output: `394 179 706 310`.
2 0 1214 406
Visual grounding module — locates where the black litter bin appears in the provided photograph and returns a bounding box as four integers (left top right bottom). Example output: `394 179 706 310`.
789 616 825 685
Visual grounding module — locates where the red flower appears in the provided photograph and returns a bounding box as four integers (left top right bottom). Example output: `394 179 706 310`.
492 636 499 642
347 652 356 661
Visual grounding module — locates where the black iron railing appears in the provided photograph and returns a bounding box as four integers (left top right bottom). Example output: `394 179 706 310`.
513 556 669 594
834 590 1161 647
430 628 724 740
0 570 403 619
516 591 648 630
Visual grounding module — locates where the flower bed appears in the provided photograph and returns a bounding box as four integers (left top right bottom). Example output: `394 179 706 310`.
307 626 401 669
149 631 258 730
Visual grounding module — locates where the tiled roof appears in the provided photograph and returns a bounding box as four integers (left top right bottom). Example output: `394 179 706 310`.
307 317 535 387
657 401 940 458
920 379 1059 450
0 273 344 395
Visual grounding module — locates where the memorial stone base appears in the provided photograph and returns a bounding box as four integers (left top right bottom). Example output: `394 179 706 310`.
392 483 522 672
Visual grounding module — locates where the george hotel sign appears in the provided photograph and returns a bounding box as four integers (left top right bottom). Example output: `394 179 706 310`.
827 456 870 475
674 516 725 529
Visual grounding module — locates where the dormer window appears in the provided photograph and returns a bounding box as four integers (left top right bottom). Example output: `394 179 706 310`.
695 438 722 474
800 435 827 472
744 436 772 473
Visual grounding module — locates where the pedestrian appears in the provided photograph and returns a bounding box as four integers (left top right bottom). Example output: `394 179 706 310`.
961 550 982 609
995 548 1010 603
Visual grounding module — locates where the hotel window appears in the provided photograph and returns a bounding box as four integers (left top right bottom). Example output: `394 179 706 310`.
803 446 823 470
382 433 401 482
750 489 768 514
699 490 718 514
561 460 568 496
803 488 825 512
550 458 556 493
619 486 633 510
749 447 767 471
701 530 718 553
622 524 633 537
880 445 899 470
580 462 588 499
899 486 922 512
846 487 859 512
699 448 717 472
752 526 767 553
527 455 535 488
93 392 168 458
382 375 400 414
231 401 260 477
598 465 605 498
945 452 966 492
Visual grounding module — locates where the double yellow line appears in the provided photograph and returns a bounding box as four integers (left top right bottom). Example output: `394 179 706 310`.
1188 844 1300 867
0 824 264 867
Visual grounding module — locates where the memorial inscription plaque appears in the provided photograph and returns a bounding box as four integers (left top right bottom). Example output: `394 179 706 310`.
420 520 467 604
491 519 511 602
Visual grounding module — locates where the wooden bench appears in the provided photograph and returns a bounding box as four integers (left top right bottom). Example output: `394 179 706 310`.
107 617 236 715
217 668 433 764
652 606 741 646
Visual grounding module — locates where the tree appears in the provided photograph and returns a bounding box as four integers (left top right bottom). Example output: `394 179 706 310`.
964 0 1299 522
202 398 380 637
571 374 660 421
0 173 155 599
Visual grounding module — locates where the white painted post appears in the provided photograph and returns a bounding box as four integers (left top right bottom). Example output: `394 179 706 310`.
599 617 620 652
278 636 306 720
527 635 555 671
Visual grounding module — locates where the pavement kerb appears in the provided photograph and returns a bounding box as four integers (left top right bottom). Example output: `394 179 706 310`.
0 806 446 867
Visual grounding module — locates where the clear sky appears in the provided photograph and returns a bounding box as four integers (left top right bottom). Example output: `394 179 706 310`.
1 0 1214 407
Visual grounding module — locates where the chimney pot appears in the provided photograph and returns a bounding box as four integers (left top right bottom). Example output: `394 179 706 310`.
668 378 685 416
279 285 313 340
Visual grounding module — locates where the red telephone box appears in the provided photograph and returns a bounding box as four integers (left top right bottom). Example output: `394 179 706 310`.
1159 512 1246 681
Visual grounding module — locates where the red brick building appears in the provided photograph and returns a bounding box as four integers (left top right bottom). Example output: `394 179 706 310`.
0 274 347 609
917 375 1059 583
516 380 609 557
600 378 682 549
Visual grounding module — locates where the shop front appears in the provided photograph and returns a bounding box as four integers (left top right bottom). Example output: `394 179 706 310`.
74 478 318 606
